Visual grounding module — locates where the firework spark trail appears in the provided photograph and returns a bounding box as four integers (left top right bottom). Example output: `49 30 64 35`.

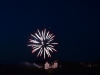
27 29 58 59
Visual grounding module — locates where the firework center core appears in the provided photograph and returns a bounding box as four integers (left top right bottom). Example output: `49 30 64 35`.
41 41 44 45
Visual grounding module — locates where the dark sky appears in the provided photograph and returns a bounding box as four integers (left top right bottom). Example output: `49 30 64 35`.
0 1 100 63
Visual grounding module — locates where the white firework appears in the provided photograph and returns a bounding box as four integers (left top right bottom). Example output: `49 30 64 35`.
27 29 58 59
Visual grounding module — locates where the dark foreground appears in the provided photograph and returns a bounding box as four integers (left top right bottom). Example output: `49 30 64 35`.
0 64 100 75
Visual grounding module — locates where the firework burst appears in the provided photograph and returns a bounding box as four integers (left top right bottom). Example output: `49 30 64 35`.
27 29 58 59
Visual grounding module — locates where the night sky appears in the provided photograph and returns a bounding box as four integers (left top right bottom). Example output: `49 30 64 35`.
0 1 100 63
